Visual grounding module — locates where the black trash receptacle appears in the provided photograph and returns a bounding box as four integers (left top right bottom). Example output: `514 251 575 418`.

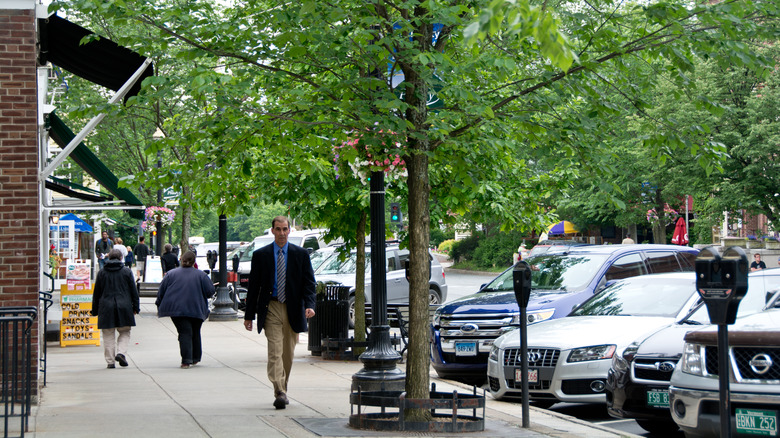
308 285 350 355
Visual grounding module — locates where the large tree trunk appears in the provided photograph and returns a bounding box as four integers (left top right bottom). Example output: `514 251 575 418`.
405 141 431 421
354 212 367 356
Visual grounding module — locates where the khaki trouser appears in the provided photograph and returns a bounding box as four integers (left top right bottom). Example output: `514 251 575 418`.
102 326 131 364
264 300 298 395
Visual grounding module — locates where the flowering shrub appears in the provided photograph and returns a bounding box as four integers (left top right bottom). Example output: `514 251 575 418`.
646 204 678 225
142 206 175 232
333 130 407 184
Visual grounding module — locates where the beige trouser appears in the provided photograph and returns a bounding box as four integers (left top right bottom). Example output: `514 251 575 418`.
102 326 131 364
264 300 298 395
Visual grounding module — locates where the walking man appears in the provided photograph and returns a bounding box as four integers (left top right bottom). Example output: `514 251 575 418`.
243 216 316 409
133 236 150 280
95 231 113 270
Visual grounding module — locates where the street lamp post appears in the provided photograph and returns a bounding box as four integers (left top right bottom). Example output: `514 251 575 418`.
352 170 404 392
209 214 237 320
153 129 164 256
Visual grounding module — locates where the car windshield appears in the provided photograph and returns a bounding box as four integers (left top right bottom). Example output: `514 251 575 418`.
679 272 780 324
481 254 609 293
310 248 338 271
571 276 695 317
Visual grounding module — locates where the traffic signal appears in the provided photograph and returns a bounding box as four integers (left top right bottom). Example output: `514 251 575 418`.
390 202 402 224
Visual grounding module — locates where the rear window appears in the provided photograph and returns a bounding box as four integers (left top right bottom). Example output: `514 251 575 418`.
646 251 683 273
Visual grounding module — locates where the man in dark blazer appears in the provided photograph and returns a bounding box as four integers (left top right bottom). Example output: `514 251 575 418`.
244 216 316 409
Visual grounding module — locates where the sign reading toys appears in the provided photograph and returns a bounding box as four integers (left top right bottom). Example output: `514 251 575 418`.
60 286 100 347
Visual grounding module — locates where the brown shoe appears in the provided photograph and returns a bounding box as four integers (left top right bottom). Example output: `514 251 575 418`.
273 392 288 409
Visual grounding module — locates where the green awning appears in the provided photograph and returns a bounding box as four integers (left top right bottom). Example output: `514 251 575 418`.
47 112 145 220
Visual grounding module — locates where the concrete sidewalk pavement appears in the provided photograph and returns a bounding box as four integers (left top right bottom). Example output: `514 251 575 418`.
28 301 637 438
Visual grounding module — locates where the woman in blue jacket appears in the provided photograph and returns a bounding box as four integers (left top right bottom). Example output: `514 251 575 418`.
156 251 215 368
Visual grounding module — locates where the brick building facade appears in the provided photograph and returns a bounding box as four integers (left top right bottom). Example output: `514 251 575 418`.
1 2 42 397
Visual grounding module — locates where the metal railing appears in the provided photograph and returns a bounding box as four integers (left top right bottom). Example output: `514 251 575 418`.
1 306 37 438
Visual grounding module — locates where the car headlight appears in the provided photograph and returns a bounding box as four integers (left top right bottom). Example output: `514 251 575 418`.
568 344 617 363
680 342 704 376
509 309 555 325
489 345 499 362
432 312 441 327
612 342 639 373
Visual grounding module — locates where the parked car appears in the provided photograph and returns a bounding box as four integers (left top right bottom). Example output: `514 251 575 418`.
528 239 588 257
487 272 707 406
606 268 780 435
669 308 780 438
314 243 448 327
430 244 698 383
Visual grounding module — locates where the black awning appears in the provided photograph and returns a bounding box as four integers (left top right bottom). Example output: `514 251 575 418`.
48 112 145 220
46 176 114 203
38 14 154 100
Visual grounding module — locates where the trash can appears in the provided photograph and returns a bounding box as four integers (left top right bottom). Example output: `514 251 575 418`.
308 284 350 356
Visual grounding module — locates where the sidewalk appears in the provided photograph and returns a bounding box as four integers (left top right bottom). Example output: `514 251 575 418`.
29 301 638 438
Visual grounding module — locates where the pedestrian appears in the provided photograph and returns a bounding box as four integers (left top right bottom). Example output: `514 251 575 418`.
622 233 635 244
95 231 113 270
750 253 767 271
125 246 134 269
133 236 150 279
115 237 128 261
90 249 139 368
244 216 316 410
155 251 215 368
161 243 180 275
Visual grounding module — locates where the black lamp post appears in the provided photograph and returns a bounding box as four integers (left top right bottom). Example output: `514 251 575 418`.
209 214 237 320
352 170 405 392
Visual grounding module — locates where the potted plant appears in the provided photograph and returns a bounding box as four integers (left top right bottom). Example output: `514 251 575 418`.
765 236 780 249
746 235 764 249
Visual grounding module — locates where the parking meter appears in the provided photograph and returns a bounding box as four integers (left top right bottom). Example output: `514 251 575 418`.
232 254 240 273
695 246 749 325
695 246 749 438
206 250 217 270
513 260 532 308
512 260 532 428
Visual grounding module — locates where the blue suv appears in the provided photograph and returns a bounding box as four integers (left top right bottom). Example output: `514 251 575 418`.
430 244 698 383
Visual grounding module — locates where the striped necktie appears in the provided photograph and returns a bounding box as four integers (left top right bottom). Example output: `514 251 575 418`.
276 248 286 303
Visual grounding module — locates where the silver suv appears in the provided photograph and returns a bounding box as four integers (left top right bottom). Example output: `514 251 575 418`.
314 243 448 326
669 309 780 437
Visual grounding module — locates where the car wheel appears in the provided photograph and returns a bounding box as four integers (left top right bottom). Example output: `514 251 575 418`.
428 288 441 305
636 419 679 434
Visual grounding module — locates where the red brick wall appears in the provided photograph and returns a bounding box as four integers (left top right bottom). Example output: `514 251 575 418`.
0 5 41 396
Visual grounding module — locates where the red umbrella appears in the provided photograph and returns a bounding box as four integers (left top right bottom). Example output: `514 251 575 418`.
671 217 689 245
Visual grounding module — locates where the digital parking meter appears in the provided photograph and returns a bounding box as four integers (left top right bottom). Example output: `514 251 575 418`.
695 246 749 438
206 250 218 270
232 254 240 273
512 260 532 428
695 246 749 325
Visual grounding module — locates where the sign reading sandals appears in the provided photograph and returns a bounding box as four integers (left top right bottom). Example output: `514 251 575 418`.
60 285 100 347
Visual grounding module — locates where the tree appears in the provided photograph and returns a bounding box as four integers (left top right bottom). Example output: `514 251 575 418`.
58 0 779 422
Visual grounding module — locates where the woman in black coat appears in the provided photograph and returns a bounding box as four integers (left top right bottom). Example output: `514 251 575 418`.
161 243 179 275
91 249 140 368
156 251 215 368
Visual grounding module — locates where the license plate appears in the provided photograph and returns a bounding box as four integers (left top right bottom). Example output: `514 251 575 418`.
238 292 247 299
646 389 669 408
736 408 778 436
515 368 538 383
455 341 477 356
